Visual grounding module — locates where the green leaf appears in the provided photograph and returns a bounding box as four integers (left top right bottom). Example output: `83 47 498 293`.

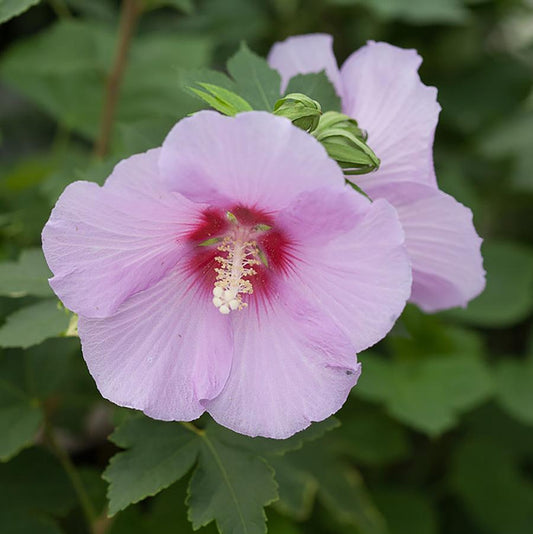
226 42 281 110
0 21 212 141
0 248 52 298
285 72 341 113
446 241 533 327
333 406 410 466
355 353 493 435
495 355 533 425
391 304 483 360
372 488 438 534
115 117 176 155
179 66 237 100
269 455 317 521
187 434 278 534
0 300 72 349
450 437 533 534
288 441 387 534
329 0 468 24
145 480 218 534
0 0 41 24
190 82 253 116
104 416 279 534
216 417 340 457
0 353 43 461
104 417 198 516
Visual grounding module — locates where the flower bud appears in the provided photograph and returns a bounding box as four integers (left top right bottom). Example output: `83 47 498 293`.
312 112 380 175
273 93 322 133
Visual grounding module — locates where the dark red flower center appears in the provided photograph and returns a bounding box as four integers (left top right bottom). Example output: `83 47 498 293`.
185 205 293 313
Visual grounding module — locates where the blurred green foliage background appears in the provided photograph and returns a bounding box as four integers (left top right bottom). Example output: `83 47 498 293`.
1 1 533 533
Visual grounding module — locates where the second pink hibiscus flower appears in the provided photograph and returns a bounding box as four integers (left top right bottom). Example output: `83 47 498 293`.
269 34 485 312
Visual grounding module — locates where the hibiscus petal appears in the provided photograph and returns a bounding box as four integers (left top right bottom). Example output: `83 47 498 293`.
267 33 343 96
78 266 233 421
276 186 368 245
159 111 345 211
42 149 205 318
280 188 412 352
340 41 441 190
368 181 485 312
204 284 359 439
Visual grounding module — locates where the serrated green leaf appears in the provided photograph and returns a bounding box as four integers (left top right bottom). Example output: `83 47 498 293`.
105 416 282 533
104 417 198 516
285 71 341 113
181 44 281 114
226 42 281 110
0 0 41 24
495 355 533 425
446 241 533 327
179 67 237 100
0 248 52 298
355 353 493 435
187 434 278 534
206 417 339 457
0 354 43 461
0 300 71 349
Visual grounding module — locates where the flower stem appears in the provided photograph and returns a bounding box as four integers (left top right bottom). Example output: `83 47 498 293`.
44 418 98 532
94 0 141 158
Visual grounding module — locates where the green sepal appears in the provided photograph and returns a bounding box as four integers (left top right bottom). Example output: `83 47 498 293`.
313 112 380 175
189 82 253 116
273 93 322 132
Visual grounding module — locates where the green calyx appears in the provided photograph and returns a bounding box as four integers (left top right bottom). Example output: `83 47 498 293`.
273 93 322 133
312 112 380 175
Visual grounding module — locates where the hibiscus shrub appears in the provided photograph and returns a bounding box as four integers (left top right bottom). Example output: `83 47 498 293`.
1 1 533 534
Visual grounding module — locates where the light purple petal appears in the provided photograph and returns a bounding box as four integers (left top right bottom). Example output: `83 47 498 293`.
204 284 359 439
78 266 233 421
158 111 345 211
42 149 205 318
267 33 343 96
340 41 441 191
276 186 368 245
368 181 485 312
279 188 412 352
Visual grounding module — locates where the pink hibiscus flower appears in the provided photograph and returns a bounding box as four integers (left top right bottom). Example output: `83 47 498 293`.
42 111 411 438
269 35 485 312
